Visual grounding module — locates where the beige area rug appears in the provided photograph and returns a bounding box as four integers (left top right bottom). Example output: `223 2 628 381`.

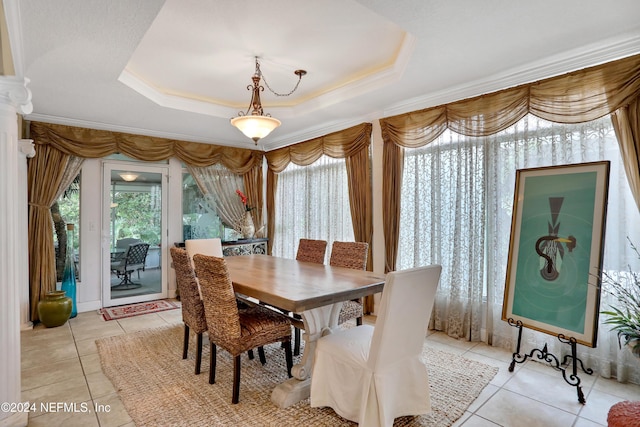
97 325 497 426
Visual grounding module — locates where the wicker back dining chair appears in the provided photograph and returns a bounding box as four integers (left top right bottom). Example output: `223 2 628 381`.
329 241 369 326
193 254 293 404
295 238 328 264
290 238 328 355
170 247 207 375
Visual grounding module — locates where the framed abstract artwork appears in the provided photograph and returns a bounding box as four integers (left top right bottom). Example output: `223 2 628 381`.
502 161 610 347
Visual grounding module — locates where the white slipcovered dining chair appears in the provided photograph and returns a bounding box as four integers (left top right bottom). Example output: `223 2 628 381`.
185 238 223 300
310 264 442 427
185 238 223 267
184 238 259 362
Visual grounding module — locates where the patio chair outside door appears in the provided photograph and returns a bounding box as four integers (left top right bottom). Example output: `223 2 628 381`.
110 242 150 290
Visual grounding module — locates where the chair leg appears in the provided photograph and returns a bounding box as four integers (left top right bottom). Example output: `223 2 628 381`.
294 327 301 356
356 316 363 326
111 269 142 290
195 333 203 375
258 346 266 365
182 325 189 359
284 339 293 378
232 355 241 404
247 349 254 360
209 343 217 384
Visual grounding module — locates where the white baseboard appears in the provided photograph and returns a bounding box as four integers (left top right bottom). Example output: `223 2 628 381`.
77 300 102 313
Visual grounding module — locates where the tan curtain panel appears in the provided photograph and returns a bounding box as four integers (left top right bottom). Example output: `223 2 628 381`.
380 53 640 273
381 142 404 274
266 170 278 255
265 122 374 310
242 165 264 236
28 121 263 321
27 147 81 321
345 145 372 265
611 96 640 208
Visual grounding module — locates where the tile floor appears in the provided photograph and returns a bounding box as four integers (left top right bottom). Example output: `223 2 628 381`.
20 307 640 427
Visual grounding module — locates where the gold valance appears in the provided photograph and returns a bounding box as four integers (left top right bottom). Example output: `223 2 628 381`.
381 53 640 148
266 123 372 173
29 121 263 173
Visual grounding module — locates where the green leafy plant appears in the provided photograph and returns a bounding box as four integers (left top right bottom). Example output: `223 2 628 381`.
601 240 640 357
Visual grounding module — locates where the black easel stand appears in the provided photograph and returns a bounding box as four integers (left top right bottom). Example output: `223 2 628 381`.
507 318 593 404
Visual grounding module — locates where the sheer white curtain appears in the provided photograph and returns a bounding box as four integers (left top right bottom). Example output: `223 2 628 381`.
398 133 485 341
187 164 245 230
398 114 640 382
272 155 354 261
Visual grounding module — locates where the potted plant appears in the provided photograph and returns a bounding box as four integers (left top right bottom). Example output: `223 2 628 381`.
601 240 640 357
603 241 640 427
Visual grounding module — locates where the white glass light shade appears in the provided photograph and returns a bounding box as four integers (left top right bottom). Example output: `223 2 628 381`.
230 115 281 143
119 172 138 182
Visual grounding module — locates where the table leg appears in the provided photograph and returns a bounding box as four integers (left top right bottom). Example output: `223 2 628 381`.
270 302 342 408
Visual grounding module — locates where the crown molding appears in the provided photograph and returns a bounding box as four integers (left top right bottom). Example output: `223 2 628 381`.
24 113 244 148
118 69 239 118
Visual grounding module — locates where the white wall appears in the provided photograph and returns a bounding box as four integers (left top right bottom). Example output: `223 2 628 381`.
167 157 183 297
76 158 102 312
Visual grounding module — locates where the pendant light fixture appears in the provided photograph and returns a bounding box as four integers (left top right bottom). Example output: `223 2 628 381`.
119 172 139 182
230 57 306 144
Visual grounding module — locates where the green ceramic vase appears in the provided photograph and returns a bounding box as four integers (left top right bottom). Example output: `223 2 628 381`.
37 290 73 328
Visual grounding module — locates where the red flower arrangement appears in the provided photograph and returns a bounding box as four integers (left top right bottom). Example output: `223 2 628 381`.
236 189 254 211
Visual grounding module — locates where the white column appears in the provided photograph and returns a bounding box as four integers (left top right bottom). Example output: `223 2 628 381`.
18 139 35 330
0 76 32 427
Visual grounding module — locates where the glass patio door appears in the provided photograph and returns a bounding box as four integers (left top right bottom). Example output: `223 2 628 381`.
103 163 168 307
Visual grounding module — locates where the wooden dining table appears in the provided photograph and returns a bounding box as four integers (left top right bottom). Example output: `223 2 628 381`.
223 254 386 408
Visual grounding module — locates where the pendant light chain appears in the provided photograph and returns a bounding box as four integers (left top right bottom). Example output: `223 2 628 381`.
255 58 306 97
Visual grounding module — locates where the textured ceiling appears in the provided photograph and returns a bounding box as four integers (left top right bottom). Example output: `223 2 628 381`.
9 0 640 150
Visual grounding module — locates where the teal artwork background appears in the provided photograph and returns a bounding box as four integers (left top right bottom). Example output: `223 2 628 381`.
512 171 597 334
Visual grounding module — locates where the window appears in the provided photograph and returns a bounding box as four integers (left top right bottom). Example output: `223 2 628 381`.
53 173 80 281
272 155 354 260
398 114 640 343
182 172 224 240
